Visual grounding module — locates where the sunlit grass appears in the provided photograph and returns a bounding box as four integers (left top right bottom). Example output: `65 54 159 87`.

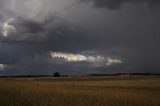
0 76 160 106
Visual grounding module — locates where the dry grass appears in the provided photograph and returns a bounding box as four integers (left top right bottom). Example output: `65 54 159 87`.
0 76 160 106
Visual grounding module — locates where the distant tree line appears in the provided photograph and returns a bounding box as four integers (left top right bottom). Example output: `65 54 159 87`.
0 72 160 78
89 73 160 76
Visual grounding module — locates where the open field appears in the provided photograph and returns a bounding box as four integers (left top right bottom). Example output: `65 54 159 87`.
0 76 160 106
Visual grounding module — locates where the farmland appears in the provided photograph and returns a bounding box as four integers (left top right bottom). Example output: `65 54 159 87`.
0 76 160 106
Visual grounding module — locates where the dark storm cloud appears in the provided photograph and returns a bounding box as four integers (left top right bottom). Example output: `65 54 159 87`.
0 0 160 75
82 0 160 9
0 15 98 75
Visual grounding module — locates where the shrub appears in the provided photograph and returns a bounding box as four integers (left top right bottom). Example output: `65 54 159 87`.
53 72 60 77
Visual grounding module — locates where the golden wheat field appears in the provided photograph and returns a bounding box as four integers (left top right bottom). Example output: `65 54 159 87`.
0 76 160 106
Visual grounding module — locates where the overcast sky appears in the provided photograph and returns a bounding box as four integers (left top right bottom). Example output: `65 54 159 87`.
0 0 160 75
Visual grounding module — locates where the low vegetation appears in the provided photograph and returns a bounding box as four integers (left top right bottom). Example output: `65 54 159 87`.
0 76 160 106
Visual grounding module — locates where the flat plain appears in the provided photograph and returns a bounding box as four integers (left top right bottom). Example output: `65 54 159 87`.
0 76 160 106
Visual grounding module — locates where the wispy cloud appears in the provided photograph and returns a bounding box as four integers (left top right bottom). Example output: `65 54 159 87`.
50 52 106 63
0 18 16 37
0 64 6 70
50 52 87 62
50 52 122 66
106 58 122 66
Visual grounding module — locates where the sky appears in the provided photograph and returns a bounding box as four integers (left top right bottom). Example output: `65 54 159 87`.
0 0 160 75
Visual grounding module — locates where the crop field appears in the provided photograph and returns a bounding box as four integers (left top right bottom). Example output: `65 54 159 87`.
0 76 160 106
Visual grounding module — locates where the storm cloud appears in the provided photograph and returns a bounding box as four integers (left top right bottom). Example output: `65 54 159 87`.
85 0 160 9
0 0 160 75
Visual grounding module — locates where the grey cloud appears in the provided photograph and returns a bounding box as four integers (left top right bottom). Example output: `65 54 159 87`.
82 0 160 9
0 0 160 75
0 0 79 22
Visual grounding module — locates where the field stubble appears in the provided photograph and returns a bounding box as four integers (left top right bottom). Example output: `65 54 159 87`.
0 76 160 106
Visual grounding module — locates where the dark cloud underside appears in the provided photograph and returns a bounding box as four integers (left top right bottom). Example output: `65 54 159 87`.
0 0 160 75
90 0 160 9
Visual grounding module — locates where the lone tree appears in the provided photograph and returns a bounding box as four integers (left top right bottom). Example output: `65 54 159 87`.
53 72 60 77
